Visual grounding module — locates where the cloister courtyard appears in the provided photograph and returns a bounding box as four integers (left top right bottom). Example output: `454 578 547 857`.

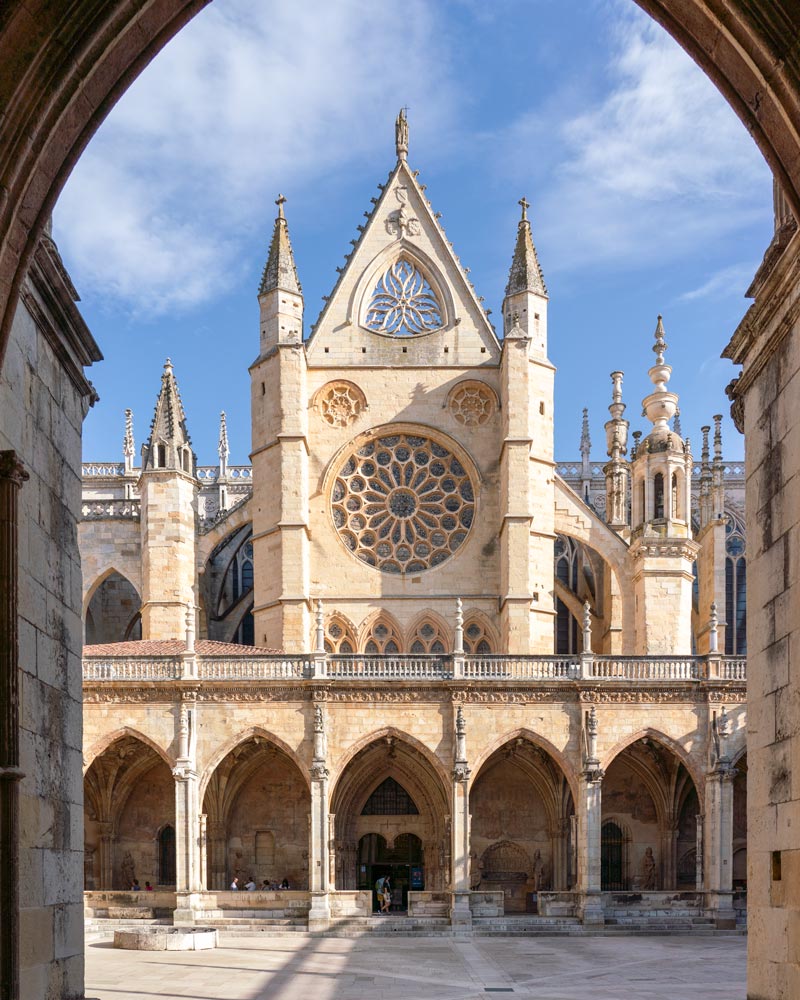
84 933 746 1000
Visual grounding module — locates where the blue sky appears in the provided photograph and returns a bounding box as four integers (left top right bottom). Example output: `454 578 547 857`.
56 0 771 465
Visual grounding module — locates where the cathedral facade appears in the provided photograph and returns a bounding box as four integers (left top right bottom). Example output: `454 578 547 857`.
80 114 748 931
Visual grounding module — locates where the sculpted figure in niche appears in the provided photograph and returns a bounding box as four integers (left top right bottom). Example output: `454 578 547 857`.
121 851 136 890
641 846 658 890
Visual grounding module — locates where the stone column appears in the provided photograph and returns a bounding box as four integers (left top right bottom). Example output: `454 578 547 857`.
577 706 604 926
450 704 472 930
308 703 331 931
98 822 114 889
173 699 203 924
199 814 208 890
661 823 679 890
207 820 226 890
0 452 28 1000
704 763 736 927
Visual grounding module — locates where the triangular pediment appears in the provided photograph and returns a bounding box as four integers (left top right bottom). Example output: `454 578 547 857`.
306 158 500 366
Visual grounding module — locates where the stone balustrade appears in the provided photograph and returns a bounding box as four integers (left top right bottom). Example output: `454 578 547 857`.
462 655 574 680
81 499 140 519
82 652 748 683
83 657 182 681
196 657 309 680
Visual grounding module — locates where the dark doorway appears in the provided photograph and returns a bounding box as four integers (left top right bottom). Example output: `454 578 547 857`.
158 825 176 885
358 832 423 912
601 821 625 890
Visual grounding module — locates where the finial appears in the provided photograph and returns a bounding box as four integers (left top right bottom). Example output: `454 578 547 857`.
653 315 667 365
164 357 173 372
518 196 530 222
674 407 682 438
454 597 464 655
713 414 723 460
580 408 591 459
315 599 325 654
275 193 286 219
456 704 466 736
218 411 229 460
395 107 409 161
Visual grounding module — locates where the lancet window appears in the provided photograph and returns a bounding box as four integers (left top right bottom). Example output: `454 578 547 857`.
554 535 580 655
725 511 747 655
364 618 401 654
324 618 356 654
463 618 493 653
409 620 447 654
364 258 443 336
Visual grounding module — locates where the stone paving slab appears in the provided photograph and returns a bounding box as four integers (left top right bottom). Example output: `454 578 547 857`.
85 934 746 1000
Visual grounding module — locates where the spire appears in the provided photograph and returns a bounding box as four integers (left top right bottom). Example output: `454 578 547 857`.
218 410 229 477
143 358 194 472
673 407 682 438
259 194 301 295
395 107 409 161
642 315 678 442
712 414 725 517
123 408 135 474
505 197 547 297
580 408 591 462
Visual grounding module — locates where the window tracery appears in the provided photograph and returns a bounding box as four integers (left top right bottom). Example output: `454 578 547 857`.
463 618 493 654
324 617 356 654
364 618 401 654
554 535 580 654
330 430 476 574
725 510 746 655
409 620 447 654
316 381 366 428
447 382 496 427
364 258 442 336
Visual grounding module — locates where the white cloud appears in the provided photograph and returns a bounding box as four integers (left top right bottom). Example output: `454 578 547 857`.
516 6 771 272
679 263 758 302
54 0 457 315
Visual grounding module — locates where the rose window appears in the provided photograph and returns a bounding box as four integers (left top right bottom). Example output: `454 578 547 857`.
448 382 495 426
364 259 443 336
318 381 366 427
330 431 476 574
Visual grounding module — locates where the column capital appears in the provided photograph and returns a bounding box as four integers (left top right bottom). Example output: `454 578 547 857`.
0 450 28 488
310 761 329 781
452 764 471 783
582 765 604 784
172 764 198 781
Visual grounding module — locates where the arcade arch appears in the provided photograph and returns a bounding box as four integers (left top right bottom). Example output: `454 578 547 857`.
201 733 309 890
470 736 575 910
83 733 174 890
330 732 450 891
84 570 142 644
601 735 701 891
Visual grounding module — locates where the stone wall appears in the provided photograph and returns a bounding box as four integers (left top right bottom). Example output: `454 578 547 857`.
0 234 100 998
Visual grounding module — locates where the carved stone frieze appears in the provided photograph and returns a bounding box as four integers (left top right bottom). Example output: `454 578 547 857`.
579 688 704 704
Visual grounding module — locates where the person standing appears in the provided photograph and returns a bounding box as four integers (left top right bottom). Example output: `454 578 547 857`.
374 875 385 914
381 876 392 913
230 876 239 890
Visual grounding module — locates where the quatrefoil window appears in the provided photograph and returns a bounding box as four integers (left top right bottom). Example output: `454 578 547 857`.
364 258 443 336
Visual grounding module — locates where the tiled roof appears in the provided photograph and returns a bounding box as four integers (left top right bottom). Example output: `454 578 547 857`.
83 639 284 656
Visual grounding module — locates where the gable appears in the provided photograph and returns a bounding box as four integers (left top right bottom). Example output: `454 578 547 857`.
306 159 501 368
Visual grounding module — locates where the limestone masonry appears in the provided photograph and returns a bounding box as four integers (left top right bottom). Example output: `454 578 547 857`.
77 113 748 934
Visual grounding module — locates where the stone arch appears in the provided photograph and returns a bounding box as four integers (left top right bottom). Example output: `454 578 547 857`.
83 564 139 616
602 730 703 891
329 729 451 890
329 726 450 794
198 725 309 802
602 727 704 801
84 726 173 773
470 727 579 801
357 609 404 654
322 611 358 654
196 503 252 567
406 609 451 653
83 730 175 890
461 609 499 653
83 568 142 644
469 731 577 903
200 729 311 890
349 240 456 335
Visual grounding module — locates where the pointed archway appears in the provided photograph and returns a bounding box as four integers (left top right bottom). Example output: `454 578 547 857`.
330 733 450 891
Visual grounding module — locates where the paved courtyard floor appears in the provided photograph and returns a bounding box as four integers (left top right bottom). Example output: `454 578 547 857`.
86 933 746 1000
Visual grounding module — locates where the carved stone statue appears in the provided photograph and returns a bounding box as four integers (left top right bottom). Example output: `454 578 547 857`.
532 849 545 891
121 851 136 889
641 846 658 890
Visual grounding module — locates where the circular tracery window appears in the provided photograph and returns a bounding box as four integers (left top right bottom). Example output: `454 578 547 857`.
330 431 476 574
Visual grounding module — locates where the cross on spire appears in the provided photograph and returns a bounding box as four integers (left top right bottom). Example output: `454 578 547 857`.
518 197 530 221
275 193 287 219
